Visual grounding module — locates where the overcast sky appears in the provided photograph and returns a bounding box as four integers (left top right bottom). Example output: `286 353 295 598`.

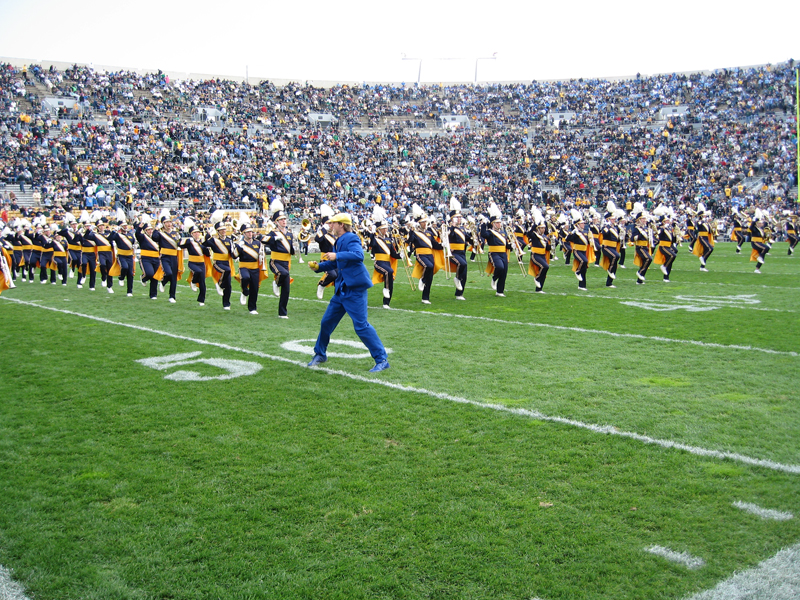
0 0 797 83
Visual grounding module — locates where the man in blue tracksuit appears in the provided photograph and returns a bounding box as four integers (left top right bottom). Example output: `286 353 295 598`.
307 213 390 373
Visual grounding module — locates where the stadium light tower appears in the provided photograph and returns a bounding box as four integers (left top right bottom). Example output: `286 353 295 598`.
475 53 497 85
401 53 423 85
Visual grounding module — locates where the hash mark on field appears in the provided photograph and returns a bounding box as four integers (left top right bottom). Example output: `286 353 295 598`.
733 501 794 521
4 297 800 475
645 545 705 570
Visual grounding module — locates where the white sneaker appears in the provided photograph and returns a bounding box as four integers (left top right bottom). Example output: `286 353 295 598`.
118 278 124 287
127 293 133 297
240 293 247 305
69 271 74 278
89 287 95 291
491 278 497 291
216 283 223 296
576 272 583 282
279 315 288 319
535 279 542 289
298 256 304 264
700 267 709 272
41 280 47 284
455 296 466 300
663 278 670 283
383 287 390 299
418 280 425 292
619 264 626 269
250 310 258 315
421 299 431 305
107 287 114 294
700 257 706 267
272 280 280 297
190 282 197 292
169 298 176 303
159 282 165 292
660 264 668 275
606 285 616 288
383 304 392 309
455 278 463 291
609 271 616 280
754 268 761 274
77 284 83 289
223 306 230 310
496 292 506 297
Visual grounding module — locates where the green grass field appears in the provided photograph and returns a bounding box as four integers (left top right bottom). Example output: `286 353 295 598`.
1 242 799 599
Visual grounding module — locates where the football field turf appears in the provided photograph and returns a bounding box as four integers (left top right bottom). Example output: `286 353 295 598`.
1 241 799 599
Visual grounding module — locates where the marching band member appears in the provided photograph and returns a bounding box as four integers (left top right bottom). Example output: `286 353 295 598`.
29 226 45 283
135 218 163 300
526 207 550 292
181 224 212 306
37 226 53 284
692 203 714 272
631 207 654 285
108 220 136 296
730 208 746 254
599 204 622 288
566 209 593 291
17 224 34 283
408 204 443 305
785 213 798 256
513 208 528 252
152 217 183 303
60 218 82 279
203 221 236 310
297 215 312 263
448 198 469 300
589 209 602 266
85 218 116 293
314 204 338 300
749 209 770 274
370 219 400 308
7 225 22 282
654 213 678 283
77 221 97 290
49 228 69 285
483 202 511 297
232 221 265 315
264 200 294 319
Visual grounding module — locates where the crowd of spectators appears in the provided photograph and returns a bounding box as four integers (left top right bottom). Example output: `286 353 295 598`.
1 59 797 228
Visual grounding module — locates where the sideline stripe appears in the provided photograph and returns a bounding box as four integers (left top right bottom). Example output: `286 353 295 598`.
0 565 30 600
370 305 799 358
732 501 794 521
645 546 705 570
686 543 800 600
3 296 800 475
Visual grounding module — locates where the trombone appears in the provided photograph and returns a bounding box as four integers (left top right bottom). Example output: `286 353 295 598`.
440 222 452 280
505 223 528 277
466 219 485 276
390 225 416 291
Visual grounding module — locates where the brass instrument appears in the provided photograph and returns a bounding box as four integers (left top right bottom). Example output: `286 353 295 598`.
391 223 416 291
465 218 485 275
505 223 527 277
298 218 312 243
440 222 452 280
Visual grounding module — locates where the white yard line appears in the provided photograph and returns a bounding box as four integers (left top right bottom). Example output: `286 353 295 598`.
732 501 794 521
685 543 800 600
645 546 706 570
0 565 29 600
3 296 799 474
